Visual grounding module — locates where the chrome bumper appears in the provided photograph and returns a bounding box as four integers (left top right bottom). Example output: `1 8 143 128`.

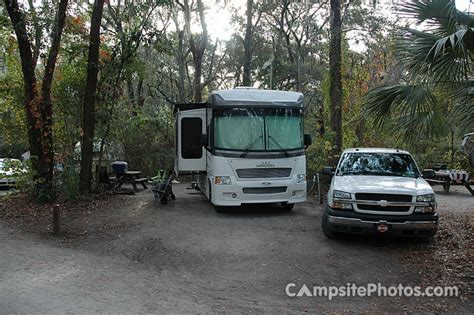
0 179 15 186
327 215 438 230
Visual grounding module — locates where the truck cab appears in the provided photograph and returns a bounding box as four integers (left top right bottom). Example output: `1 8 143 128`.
322 148 438 239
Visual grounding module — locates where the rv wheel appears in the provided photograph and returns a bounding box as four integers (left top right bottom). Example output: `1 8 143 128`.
281 202 294 211
214 205 225 213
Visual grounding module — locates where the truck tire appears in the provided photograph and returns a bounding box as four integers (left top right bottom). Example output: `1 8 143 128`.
281 202 294 211
321 209 337 239
415 236 434 243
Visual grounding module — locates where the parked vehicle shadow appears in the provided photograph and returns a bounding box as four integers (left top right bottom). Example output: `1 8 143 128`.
326 232 431 248
217 203 298 217
0 186 13 197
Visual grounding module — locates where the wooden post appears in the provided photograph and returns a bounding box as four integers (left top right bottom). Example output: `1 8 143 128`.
451 130 454 169
317 174 322 205
52 204 60 235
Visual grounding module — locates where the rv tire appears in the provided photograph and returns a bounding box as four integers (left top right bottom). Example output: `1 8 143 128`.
281 202 294 211
214 205 225 213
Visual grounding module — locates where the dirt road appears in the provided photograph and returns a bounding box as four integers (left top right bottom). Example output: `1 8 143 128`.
0 184 472 313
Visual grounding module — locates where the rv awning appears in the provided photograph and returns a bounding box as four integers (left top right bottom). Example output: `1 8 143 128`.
209 89 304 108
174 102 207 113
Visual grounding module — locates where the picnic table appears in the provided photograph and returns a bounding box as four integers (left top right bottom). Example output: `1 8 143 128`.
115 170 148 192
424 169 473 195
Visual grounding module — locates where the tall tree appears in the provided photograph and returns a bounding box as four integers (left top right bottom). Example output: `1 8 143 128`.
3 0 68 201
79 0 105 193
172 9 187 103
329 0 343 153
179 0 208 102
242 0 254 86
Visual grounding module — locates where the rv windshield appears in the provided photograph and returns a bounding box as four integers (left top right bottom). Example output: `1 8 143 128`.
213 107 303 151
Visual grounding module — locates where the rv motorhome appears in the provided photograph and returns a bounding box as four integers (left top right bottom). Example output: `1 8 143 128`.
175 88 312 212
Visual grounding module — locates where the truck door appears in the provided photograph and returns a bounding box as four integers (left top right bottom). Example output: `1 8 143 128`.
175 108 207 173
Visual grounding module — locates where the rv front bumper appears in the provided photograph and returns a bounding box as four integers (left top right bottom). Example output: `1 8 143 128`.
212 180 307 206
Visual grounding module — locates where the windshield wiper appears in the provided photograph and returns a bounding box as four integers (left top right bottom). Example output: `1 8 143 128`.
342 170 416 178
240 135 263 158
268 135 290 157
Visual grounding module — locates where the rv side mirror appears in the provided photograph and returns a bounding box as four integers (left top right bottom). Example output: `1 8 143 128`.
303 134 312 147
322 166 335 176
422 169 436 179
199 134 208 147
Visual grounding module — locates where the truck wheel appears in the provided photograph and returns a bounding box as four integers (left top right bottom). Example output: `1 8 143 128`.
321 209 337 239
415 236 433 243
281 202 294 211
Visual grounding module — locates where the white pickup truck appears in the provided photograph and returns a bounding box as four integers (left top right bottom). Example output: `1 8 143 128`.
322 148 438 239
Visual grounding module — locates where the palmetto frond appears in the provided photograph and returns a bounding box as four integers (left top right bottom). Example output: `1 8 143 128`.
399 0 474 35
450 81 474 130
400 28 473 81
365 83 448 138
366 0 473 138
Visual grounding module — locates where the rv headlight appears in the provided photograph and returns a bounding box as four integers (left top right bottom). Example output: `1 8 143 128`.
333 190 351 199
416 194 435 203
296 174 306 183
215 176 232 185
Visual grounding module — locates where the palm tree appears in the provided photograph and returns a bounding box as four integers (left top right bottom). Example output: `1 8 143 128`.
365 0 473 139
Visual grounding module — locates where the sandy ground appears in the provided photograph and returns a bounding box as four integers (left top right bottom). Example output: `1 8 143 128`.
0 184 472 313
433 185 474 214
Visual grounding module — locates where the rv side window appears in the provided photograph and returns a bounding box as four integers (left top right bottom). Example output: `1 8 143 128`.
181 117 202 159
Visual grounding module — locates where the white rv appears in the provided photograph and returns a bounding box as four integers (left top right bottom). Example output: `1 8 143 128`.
175 88 312 212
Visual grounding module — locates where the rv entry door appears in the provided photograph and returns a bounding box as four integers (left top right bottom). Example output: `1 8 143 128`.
176 108 207 173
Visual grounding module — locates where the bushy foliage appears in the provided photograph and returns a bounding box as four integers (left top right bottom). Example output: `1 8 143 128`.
0 41 28 158
114 105 175 176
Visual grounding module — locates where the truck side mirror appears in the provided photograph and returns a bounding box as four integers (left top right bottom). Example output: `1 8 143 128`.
322 166 335 176
199 134 208 147
422 169 436 179
303 134 312 147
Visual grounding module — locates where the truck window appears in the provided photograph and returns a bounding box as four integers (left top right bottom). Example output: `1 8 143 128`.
337 153 420 178
181 117 202 159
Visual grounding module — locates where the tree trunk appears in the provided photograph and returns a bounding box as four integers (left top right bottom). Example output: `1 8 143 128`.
79 0 105 194
181 0 207 102
318 103 326 137
40 0 68 192
4 0 68 201
176 30 186 103
127 78 136 115
242 0 253 86
193 54 203 102
329 0 343 154
296 43 302 91
4 0 41 171
172 9 187 103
